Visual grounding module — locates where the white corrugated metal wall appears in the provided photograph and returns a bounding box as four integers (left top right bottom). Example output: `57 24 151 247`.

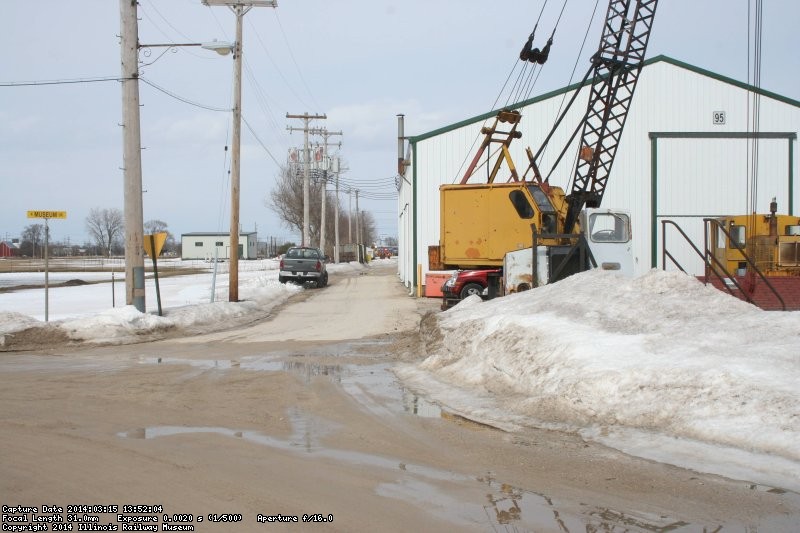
399 57 799 289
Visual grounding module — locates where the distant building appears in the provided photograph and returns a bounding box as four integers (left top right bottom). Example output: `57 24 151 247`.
0 240 20 258
180 232 258 260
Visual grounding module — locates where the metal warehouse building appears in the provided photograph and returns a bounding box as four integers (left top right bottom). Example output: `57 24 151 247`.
397 56 800 292
181 232 258 260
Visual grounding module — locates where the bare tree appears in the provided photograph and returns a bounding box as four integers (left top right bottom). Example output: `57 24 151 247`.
85 207 124 257
267 165 328 246
359 210 377 247
20 224 44 258
144 219 168 234
144 219 177 254
268 164 375 258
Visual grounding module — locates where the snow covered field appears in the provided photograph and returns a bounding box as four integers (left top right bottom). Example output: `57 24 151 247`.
0 258 357 341
1 260 799 493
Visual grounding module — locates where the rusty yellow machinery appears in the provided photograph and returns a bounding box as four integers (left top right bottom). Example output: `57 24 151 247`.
437 111 572 269
710 199 800 277
434 0 659 277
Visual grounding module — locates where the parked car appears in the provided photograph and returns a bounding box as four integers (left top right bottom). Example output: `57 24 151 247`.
278 247 328 288
441 268 502 309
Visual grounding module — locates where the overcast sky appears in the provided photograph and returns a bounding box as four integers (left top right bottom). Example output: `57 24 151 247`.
1 1 798 247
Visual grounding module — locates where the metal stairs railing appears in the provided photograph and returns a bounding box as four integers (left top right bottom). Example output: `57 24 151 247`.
660 219 786 311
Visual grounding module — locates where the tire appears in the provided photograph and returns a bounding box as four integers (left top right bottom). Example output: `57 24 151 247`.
278 276 287 284
317 272 328 288
460 283 484 300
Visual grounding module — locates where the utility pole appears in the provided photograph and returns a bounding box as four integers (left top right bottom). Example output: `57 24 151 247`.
203 0 276 302
332 155 341 263
287 113 326 247
228 4 245 302
120 0 146 312
310 128 342 257
348 190 352 244
355 189 360 246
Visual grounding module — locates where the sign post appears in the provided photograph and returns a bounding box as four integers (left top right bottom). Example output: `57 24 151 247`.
143 232 167 316
26 211 67 322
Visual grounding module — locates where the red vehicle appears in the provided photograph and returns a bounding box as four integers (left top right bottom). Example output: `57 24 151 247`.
441 268 502 309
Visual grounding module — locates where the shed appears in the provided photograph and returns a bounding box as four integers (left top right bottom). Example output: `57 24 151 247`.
0 241 20 258
397 56 800 291
181 232 258 260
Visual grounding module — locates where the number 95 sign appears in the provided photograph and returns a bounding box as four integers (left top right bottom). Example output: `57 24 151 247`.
713 111 726 125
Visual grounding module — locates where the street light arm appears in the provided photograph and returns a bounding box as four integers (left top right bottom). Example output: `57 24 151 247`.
138 40 234 67
203 0 277 6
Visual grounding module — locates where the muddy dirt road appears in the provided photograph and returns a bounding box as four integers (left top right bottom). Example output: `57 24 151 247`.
1 261 798 532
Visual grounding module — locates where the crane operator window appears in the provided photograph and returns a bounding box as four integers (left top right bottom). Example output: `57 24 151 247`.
509 190 534 219
589 213 630 243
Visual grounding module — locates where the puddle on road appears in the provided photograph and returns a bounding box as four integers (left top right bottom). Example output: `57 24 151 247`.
118 418 714 532
130 352 793 531
138 354 442 420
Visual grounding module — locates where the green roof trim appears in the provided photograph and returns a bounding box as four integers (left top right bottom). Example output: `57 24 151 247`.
409 55 800 143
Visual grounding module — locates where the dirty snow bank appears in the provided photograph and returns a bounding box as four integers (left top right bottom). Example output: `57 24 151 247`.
395 269 800 491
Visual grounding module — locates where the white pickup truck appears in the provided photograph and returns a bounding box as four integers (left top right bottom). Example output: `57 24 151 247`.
278 247 329 288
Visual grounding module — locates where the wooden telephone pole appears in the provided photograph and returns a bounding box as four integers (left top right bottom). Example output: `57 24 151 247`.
310 128 342 257
203 0 277 302
120 0 146 312
286 113 326 246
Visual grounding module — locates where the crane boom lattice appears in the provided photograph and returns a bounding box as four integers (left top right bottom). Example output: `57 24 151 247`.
564 0 658 234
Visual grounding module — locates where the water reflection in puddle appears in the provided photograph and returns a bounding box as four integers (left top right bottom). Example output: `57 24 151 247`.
118 421 706 531
138 355 442 419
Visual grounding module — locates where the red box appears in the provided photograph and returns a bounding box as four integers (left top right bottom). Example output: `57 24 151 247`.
425 272 453 298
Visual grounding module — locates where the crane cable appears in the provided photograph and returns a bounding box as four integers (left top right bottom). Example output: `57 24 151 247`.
549 0 603 191
451 0 570 183
746 0 763 266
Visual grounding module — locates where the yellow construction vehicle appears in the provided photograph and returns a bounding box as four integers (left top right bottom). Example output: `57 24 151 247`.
436 0 658 307
710 199 800 277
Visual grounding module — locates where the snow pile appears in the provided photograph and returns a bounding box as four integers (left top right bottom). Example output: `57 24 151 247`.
0 260 371 344
397 269 800 490
1 272 302 344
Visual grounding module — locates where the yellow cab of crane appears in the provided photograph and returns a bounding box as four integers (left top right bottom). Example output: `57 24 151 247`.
435 109 578 270
439 181 572 269
711 199 800 277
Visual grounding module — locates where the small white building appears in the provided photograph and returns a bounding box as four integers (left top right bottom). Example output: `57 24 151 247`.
397 56 800 291
181 232 258 260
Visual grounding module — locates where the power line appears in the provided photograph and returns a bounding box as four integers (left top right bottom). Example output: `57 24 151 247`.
273 12 321 111
247 17 312 111
338 175 397 186
0 76 124 87
242 115 281 166
141 0 196 44
139 76 231 112
242 59 288 148
338 180 395 190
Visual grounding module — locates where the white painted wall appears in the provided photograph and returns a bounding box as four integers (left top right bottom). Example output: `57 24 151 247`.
181 233 258 260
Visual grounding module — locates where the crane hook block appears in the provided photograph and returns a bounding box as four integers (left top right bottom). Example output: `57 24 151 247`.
520 37 553 65
519 33 536 61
